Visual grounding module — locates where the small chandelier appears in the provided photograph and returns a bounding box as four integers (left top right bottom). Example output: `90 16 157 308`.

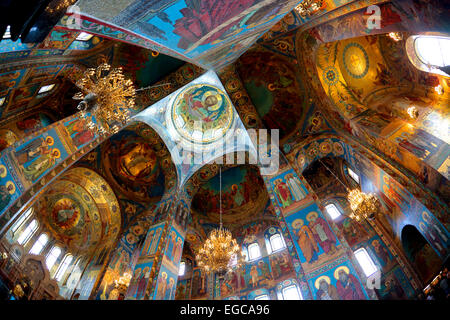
295 0 323 18
115 272 132 293
196 167 241 274
407 106 419 120
319 160 379 222
387 32 403 42
347 189 379 221
73 62 136 135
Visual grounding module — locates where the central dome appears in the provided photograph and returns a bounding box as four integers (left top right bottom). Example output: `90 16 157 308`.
170 84 234 146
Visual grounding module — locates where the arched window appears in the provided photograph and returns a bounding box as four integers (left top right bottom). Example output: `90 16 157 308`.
347 167 360 184
46 246 62 270
37 84 56 97
254 294 269 300
247 242 261 261
76 32 93 41
325 203 341 220
280 284 302 300
55 255 73 281
17 219 38 246
178 261 186 276
354 248 378 277
415 36 450 68
406 35 450 76
269 233 285 253
29 233 49 255
11 208 33 235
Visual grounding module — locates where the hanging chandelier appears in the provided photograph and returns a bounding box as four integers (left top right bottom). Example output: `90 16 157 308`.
347 189 379 221
319 160 379 222
73 62 136 135
195 167 242 274
295 0 324 18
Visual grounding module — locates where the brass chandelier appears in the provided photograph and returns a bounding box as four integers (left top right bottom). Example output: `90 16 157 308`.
73 62 136 135
295 0 324 18
319 160 379 222
347 189 379 221
195 167 242 274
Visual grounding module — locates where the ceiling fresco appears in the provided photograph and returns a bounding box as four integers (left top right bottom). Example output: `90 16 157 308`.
236 47 306 141
35 167 121 254
73 0 302 69
101 129 166 203
191 165 268 224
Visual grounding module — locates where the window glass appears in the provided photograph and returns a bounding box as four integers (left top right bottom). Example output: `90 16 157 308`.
55 255 73 281
415 36 450 67
46 246 62 270
354 248 378 277
11 208 33 234
248 243 261 261
29 233 49 255
269 234 285 252
37 84 55 95
282 285 302 300
325 204 341 220
3 26 11 39
178 261 185 276
347 167 360 184
76 32 93 41
17 219 38 245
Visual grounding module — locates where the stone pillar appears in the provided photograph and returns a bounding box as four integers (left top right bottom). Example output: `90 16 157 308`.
262 153 374 300
125 196 188 300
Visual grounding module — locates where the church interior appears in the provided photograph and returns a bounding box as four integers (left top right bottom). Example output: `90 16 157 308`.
0 0 448 301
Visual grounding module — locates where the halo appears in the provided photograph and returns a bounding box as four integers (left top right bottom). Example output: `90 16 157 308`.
292 219 304 229
45 136 54 146
315 275 331 289
52 148 61 159
202 90 222 111
306 211 319 222
0 165 7 178
6 181 15 194
334 266 350 280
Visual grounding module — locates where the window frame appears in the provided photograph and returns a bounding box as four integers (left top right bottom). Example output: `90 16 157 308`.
46 246 62 270
347 167 360 184
76 32 94 41
414 36 450 68
406 35 450 77
178 261 186 276
269 233 285 253
354 247 378 277
17 219 38 246
11 208 33 235
37 84 56 97
254 294 270 300
325 203 342 220
281 284 302 300
29 233 49 255
55 254 73 282
247 242 262 261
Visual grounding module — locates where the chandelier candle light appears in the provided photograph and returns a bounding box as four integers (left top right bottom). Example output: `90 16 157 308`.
73 62 136 135
318 159 379 222
196 167 241 274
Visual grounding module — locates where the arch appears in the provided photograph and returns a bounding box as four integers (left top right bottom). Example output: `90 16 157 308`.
401 224 442 283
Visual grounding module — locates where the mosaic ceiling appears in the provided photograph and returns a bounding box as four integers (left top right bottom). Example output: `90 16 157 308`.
72 0 303 69
35 167 121 254
191 165 268 225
